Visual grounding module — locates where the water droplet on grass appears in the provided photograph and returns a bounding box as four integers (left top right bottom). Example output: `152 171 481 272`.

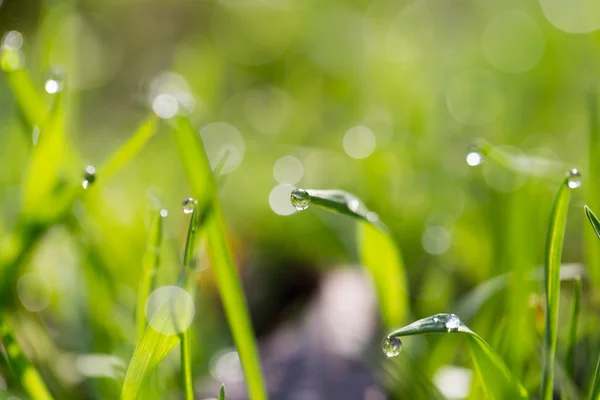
182 198 197 214
82 165 96 189
160 209 169 218
567 168 581 189
433 315 440 323
445 314 460 332
466 146 484 166
290 188 310 211
382 336 402 358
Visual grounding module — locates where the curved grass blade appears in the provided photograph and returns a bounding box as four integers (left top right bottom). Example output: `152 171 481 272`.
219 384 226 400
0 317 53 400
384 314 528 399
121 316 181 400
565 276 582 380
136 209 165 341
291 188 409 327
171 116 267 400
585 206 600 240
98 116 159 186
3 61 46 129
591 355 600 400
586 89 600 288
541 179 572 400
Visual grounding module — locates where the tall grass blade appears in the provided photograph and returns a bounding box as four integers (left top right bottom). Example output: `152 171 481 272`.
121 320 180 400
219 384 226 400
136 210 165 341
291 188 409 326
585 206 600 240
385 314 528 399
4 66 46 129
591 355 600 400
0 317 53 400
98 116 159 186
565 276 582 380
586 89 600 288
171 116 267 400
541 179 572 400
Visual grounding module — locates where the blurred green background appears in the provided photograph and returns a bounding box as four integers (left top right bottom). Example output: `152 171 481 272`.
1 0 600 399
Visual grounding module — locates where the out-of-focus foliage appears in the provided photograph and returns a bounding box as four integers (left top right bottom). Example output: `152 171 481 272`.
1 0 600 398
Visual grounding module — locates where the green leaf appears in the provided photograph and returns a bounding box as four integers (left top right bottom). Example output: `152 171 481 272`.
585 206 600 241
171 116 267 400
541 179 572 400
3 64 46 129
98 116 159 186
218 384 226 400
585 89 600 288
291 189 408 327
591 354 600 400
385 314 528 399
121 322 180 400
0 317 53 400
565 276 582 380
136 209 165 341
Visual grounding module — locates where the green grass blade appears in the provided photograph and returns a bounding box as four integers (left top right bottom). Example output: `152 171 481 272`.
565 276 582 380
291 188 408 327
136 209 165 341
359 221 408 327
98 116 159 186
541 179 572 400
3 64 46 129
171 116 267 400
586 89 600 288
121 323 180 400
591 354 600 400
180 331 194 400
385 314 528 399
0 317 53 400
219 384 226 400
585 206 600 240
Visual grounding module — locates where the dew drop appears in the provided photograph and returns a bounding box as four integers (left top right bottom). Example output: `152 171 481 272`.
290 188 310 211
445 314 460 332
567 168 581 189
466 146 484 167
382 336 402 358
182 198 197 214
160 208 169 218
82 165 96 189
433 315 440 323
44 67 65 94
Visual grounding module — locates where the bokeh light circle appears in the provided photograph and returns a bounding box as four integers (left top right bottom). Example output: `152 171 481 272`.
539 0 600 34
273 155 304 184
269 184 297 216
446 70 503 126
17 272 53 312
200 122 245 174
144 286 195 335
343 126 376 159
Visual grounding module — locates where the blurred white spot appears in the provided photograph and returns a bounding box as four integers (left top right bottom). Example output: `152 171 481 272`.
343 126 376 159
0 48 24 71
32 126 40 145
55 353 83 385
446 70 503 126
45 80 61 94
422 226 451 255
269 184 297 216
482 10 545 73
273 155 304 184
152 94 179 119
385 1 434 63
149 72 195 116
210 350 244 383
75 354 125 379
320 269 377 358
200 122 245 174
17 272 52 312
539 0 600 33
145 286 195 335
2 31 23 50
160 209 169 218
466 152 483 166
433 365 472 399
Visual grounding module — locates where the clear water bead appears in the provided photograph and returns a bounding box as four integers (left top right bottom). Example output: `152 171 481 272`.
382 337 402 358
82 165 96 189
290 188 310 211
465 148 484 166
433 315 440 323
445 314 461 332
567 168 581 189
182 198 197 214
44 66 65 94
